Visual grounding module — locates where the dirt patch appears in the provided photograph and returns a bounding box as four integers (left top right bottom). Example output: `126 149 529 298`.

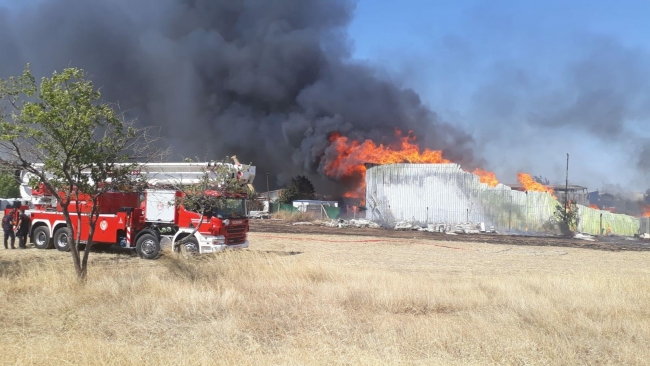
250 219 650 252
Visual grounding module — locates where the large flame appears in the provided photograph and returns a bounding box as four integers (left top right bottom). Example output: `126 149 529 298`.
325 130 451 177
473 168 499 187
324 130 500 199
517 173 555 197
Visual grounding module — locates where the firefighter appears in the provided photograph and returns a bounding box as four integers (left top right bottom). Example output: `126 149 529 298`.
16 210 31 249
2 209 16 249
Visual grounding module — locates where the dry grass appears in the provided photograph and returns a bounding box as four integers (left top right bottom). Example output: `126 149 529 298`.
271 210 319 222
1 233 649 365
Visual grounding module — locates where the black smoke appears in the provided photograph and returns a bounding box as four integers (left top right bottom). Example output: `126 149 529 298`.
0 0 477 193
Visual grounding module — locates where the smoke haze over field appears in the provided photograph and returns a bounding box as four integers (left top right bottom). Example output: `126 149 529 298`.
349 0 650 191
0 0 477 193
2 0 650 193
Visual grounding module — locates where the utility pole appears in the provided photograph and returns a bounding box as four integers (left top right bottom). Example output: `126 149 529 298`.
565 153 569 212
266 171 270 203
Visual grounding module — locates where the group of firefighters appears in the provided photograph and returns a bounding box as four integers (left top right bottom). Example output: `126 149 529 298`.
2 209 31 250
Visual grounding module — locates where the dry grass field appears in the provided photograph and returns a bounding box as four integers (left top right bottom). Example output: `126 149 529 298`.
1 231 649 365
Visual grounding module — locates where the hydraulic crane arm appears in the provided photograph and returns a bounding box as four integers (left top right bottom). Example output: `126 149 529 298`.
16 162 256 202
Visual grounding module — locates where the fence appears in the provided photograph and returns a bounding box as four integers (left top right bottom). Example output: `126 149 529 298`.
366 163 641 236
577 206 640 236
268 202 341 220
639 217 650 235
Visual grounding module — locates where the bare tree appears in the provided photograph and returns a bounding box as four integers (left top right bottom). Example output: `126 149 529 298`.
0 64 163 280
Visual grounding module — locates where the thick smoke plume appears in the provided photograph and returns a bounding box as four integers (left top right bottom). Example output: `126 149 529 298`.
0 0 477 193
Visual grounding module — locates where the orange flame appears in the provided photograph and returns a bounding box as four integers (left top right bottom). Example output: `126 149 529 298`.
325 130 500 199
517 173 555 197
590 204 599 209
325 130 451 178
473 168 499 187
642 207 650 218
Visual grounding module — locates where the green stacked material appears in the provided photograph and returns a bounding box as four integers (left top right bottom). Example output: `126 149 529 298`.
280 204 298 212
323 206 341 219
268 203 298 213
578 206 640 236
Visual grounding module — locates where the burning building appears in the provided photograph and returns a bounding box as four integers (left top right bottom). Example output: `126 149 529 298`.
320 128 641 236
510 184 589 207
364 163 640 236
365 163 556 232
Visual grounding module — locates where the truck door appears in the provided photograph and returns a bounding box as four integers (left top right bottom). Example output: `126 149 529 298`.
145 190 177 223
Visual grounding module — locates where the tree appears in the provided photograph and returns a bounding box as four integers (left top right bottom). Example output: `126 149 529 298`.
278 175 315 204
0 170 20 198
0 65 158 280
554 200 579 236
165 158 253 255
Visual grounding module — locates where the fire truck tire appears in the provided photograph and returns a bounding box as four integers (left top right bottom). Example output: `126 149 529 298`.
32 226 53 249
136 233 160 260
53 228 71 252
179 236 199 257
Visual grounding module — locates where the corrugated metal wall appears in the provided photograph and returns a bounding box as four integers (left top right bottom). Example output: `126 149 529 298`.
366 163 640 236
577 206 640 236
637 217 650 235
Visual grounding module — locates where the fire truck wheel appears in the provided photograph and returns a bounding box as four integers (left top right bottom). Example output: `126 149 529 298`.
53 228 71 252
32 226 53 249
136 233 160 260
179 236 199 257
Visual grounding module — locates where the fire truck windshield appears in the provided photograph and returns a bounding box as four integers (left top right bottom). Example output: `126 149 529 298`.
211 198 246 219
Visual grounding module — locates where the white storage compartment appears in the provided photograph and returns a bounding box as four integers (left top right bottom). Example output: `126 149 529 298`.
145 190 177 223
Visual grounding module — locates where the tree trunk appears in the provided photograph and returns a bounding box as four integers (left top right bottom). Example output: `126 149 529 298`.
80 209 100 280
61 205 83 279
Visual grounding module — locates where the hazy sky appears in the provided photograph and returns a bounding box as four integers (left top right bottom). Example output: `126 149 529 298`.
2 0 650 191
347 0 650 190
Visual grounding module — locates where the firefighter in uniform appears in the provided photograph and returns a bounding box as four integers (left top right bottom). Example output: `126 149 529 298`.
2 209 16 249
17 210 31 249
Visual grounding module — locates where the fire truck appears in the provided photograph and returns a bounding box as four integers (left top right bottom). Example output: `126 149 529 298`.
9 162 256 259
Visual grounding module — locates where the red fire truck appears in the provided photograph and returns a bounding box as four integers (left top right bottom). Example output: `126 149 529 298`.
8 162 256 259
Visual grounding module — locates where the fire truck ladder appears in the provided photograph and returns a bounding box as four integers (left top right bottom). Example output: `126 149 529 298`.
17 162 257 203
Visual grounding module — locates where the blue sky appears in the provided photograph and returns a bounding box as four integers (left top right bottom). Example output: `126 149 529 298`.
347 0 650 190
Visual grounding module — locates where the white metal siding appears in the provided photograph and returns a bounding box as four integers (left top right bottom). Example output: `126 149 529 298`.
365 163 640 235
366 164 558 233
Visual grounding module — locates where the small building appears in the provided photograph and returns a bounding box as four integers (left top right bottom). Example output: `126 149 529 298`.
292 200 338 213
588 191 646 216
551 185 589 206
259 189 282 202
508 184 589 206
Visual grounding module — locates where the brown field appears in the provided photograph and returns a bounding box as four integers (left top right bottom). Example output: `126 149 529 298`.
1 228 649 365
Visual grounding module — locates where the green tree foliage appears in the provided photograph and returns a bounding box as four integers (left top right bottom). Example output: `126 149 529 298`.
168 158 253 255
0 65 156 280
172 158 252 216
0 170 20 198
554 200 579 236
278 175 315 204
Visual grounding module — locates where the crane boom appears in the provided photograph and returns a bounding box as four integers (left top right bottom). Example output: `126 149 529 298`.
16 162 256 203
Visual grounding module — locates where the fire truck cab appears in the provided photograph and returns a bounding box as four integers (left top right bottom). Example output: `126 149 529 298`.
12 162 256 259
